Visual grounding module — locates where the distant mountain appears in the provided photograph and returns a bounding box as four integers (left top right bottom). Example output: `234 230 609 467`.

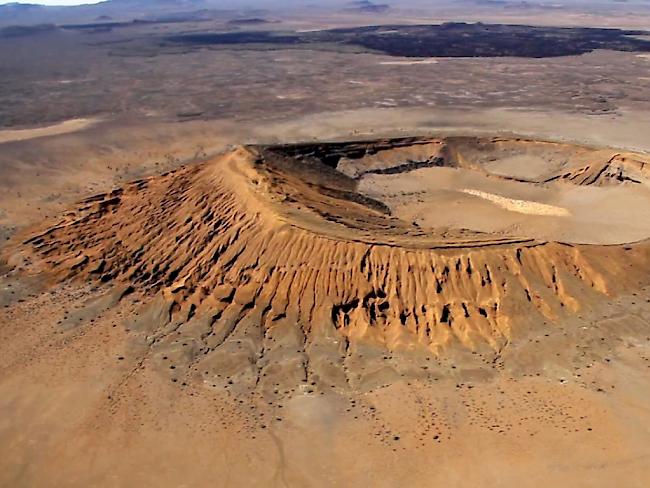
0 0 344 27
0 3 52 26
345 1 391 13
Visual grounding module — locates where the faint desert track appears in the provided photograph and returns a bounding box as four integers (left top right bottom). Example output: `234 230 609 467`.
0 118 99 144
461 188 570 217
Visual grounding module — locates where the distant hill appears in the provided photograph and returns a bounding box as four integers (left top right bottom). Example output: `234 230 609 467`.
0 0 349 26
0 0 223 26
345 1 391 13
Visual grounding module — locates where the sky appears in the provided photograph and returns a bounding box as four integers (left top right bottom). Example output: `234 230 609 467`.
0 1 104 5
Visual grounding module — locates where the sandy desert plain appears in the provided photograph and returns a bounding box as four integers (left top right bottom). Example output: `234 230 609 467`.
2 1 650 487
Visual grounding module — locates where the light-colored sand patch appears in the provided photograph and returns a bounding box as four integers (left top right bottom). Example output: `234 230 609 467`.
275 94 305 100
379 59 439 66
636 54 650 61
629 35 650 42
0 118 99 144
461 188 570 217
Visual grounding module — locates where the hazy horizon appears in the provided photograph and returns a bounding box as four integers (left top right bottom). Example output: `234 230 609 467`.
0 0 103 5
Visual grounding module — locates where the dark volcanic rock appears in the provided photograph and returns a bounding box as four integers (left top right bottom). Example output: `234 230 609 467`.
166 22 650 58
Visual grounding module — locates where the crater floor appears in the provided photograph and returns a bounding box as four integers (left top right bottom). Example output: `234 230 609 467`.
344 137 650 244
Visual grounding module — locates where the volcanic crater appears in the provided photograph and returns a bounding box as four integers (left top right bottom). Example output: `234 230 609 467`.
7 136 650 396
